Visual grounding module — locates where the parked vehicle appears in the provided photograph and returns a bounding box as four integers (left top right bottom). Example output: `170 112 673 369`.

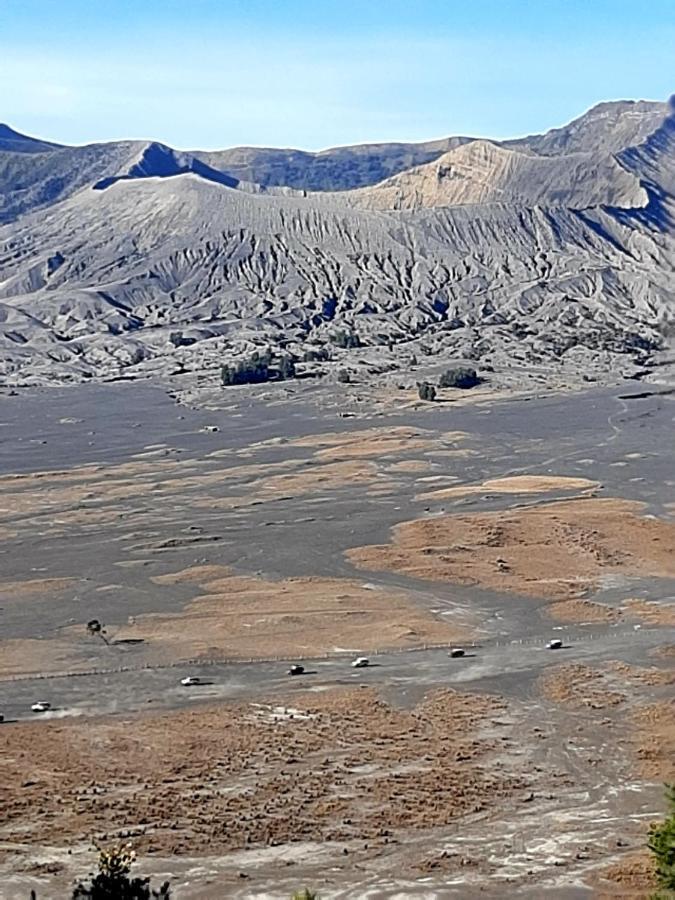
288 664 305 676
351 657 370 668
547 639 563 650
180 676 202 686
449 648 466 658
31 701 51 713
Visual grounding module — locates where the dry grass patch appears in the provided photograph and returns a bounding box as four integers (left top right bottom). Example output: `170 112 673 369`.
609 661 675 687
348 498 675 602
539 664 625 709
624 598 675 627
0 637 95 679
118 568 472 661
547 599 622 624
593 852 657 899
0 686 519 862
0 577 76 600
634 700 675 780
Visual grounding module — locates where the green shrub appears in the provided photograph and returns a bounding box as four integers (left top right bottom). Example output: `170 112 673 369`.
438 365 479 389
330 330 360 349
417 381 436 402
303 347 330 362
277 354 296 380
72 845 170 899
648 784 675 894
221 348 296 386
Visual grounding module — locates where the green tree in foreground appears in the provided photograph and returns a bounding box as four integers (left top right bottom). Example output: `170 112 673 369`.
72 844 170 899
291 891 318 900
648 784 675 897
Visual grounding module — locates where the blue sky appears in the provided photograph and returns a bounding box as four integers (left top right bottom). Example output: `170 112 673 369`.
1 0 673 150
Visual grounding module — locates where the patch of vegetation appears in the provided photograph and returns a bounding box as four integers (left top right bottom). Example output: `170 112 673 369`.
417 381 437 402
336 369 351 384
330 329 360 349
648 784 675 897
169 331 196 348
438 365 480 389
303 346 330 362
277 354 296 380
71 845 171 899
221 348 296 386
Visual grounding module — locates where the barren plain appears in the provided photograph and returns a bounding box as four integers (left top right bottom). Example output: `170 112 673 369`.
0 377 673 899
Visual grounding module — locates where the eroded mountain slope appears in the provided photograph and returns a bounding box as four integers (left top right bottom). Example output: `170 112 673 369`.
0 97 673 386
0 168 672 384
346 140 648 210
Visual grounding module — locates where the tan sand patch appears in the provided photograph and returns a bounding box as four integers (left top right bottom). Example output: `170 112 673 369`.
634 700 675 780
541 664 674 781
624 598 675 627
416 474 598 502
0 637 94 679
0 460 154 488
0 476 162 518
609 661 675 687
283 426 466 461
117 571 471 661
0 577 76 600
255 459 376 494
151 564 233 585
372 385 511 412
192 459 379 510
651 644 675 661
0 451 375 526
347 498 675 602
386 460 432 473
290 425 432 450
0 686 517 861
593 852 657 899
547 599 622 624
539 664 625 709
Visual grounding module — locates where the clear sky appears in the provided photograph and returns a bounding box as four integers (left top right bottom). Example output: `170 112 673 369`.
1 0 673 150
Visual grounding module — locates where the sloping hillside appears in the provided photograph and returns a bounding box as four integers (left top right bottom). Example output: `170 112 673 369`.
346 140 648 210
0 97 673 387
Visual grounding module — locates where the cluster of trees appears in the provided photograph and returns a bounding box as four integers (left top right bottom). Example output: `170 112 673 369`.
303 346 331 362
221 348 296 386
330 329 360 349
416 366 480 401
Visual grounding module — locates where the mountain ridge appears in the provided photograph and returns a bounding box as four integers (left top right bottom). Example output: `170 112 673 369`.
0 95 673 388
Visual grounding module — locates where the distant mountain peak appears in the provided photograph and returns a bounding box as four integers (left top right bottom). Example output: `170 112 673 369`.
0 123 61 154
92 141 241 191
